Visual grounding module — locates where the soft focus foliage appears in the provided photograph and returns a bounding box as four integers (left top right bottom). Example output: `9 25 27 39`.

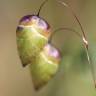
0 0 96 96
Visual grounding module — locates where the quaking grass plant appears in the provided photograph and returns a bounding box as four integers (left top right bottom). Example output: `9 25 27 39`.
16 0 96 90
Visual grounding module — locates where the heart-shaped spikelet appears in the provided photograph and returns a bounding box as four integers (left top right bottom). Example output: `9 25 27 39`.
29 44 61 90
16 15 51 67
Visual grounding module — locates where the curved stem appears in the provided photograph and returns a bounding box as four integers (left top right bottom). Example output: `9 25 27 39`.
48 27 81 43
57 0 96 88
58 1 86 40
37 0 49 16
84 46 96 88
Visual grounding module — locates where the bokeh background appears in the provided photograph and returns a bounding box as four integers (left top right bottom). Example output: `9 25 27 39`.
0 0 96 96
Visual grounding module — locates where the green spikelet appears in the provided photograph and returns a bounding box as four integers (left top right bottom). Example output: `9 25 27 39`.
16 15 51 67
29 44 61 90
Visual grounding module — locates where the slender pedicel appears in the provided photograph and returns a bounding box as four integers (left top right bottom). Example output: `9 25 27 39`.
37 0 49 16
55 1 96 88
48 27 81 44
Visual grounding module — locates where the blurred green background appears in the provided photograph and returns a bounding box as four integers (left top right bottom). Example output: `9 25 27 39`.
0 0 96 96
